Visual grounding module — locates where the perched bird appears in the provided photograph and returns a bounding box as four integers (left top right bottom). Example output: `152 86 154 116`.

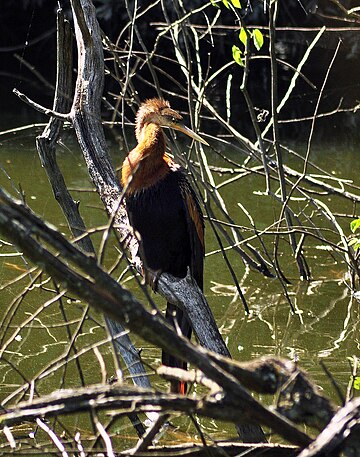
121 98 208 393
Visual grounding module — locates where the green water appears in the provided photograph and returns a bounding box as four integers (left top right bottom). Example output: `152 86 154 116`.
0 120 359 452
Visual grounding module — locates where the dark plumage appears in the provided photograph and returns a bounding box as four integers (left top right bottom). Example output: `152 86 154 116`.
121 98 208 393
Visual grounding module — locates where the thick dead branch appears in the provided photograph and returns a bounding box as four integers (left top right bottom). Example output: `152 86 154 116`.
67 0 266 441
210 355 336 429
158 356 336 430
157 271 229 356
36 9 93 254
0 384 301 455
120 443 299 457
0 380 304 445
157 366 220 391
0 189 311 447
68 0 230 362
3 368 352 456
32 6 149 433
297 398 360 457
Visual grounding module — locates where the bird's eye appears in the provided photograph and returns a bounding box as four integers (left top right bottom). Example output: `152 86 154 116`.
166 116 176 123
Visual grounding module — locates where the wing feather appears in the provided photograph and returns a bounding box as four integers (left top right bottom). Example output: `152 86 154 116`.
180 175 205 291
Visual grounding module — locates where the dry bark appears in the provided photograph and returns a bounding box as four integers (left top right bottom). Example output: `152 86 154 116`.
0 188 311 448
121 442 300 457
297 398 360 457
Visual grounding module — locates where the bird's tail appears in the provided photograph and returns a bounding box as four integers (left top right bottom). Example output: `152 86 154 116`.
162 302 192 394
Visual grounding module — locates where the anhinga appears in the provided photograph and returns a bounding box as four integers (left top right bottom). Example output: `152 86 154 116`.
121 98 208 393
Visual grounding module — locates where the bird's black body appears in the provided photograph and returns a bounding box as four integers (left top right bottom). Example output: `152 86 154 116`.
126 169 204 389
126 170 203 289
122 98 207 393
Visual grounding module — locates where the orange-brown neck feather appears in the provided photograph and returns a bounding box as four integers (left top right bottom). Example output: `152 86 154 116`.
122 123 177 194
135 98 171 142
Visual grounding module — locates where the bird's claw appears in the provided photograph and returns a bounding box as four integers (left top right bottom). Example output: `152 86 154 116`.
145 268 162 292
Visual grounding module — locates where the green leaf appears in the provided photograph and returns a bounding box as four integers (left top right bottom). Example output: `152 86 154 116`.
210 0 220 7
232 45 244 66
348 238 360 251
239 28 247 47
222 0 230 8
230 0 242 8
253 28 264 51
350 218 360 233
354 376 360 390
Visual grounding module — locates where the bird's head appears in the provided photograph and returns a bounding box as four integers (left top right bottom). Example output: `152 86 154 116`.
135 98 209 146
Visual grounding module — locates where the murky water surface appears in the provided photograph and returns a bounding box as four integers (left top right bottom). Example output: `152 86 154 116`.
0 115 359 451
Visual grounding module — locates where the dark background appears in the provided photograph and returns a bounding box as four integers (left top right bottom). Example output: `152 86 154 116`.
1 0 359 142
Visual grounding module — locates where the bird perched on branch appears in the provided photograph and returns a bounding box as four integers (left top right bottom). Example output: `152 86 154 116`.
121 98 208 393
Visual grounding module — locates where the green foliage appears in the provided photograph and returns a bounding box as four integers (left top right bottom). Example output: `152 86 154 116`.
349 218 360 251
222 0 241 8
232 27 264 67
350 218 360 233
348 238 360 251
232 45 244 66
231 0 242 7
354 376 360 390
347 357 360 390
253 28 264 51
211 0 264 67
239 27 247 46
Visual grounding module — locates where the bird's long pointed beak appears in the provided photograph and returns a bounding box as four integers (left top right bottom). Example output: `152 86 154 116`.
173 123 209 146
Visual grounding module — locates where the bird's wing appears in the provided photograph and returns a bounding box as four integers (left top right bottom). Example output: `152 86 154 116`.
180 175 205 291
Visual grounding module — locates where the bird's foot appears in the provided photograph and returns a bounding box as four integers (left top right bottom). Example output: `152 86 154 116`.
145 268 162 292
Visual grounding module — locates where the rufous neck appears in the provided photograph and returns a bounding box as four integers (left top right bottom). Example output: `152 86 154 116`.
136 123 166 157
122 123 170 193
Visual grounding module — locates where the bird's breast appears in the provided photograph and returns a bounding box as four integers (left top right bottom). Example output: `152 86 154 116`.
125 171 191 277
122 153 180 195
